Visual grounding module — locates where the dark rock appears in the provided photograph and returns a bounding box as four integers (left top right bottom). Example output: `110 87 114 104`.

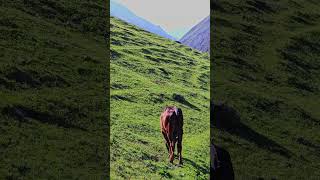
6 68 40 87
211 101 241 130
172 93 200 111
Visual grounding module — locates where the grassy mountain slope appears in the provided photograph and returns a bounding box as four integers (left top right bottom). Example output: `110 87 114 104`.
110 17 210 179
0 1 108 179
211 0 320 179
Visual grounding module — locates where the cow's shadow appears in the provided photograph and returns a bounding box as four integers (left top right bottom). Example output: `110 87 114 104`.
211 102 292 158
182 157 209 175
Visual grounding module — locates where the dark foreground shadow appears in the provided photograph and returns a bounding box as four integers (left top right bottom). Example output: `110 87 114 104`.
228 123 291 158
3 105 86 131
211 101 292 158
211 145 234 180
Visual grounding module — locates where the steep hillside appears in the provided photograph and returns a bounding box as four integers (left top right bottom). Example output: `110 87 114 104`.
110 0 176 41
110 17 210 179
180 16 210 53
0 1 108 179
211 0 320 179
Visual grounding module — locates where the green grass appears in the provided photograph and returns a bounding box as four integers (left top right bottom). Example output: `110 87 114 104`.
0 1 108 179
211 0 320 179
110 17 210 179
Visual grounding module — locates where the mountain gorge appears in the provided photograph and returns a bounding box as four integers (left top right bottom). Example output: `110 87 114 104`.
110 0 176 41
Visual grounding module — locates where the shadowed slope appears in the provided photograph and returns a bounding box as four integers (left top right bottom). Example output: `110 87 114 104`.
211 0 320 179
0 0 108 179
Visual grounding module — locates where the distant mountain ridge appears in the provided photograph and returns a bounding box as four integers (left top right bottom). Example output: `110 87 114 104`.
110 0 176 40
180 16 210 53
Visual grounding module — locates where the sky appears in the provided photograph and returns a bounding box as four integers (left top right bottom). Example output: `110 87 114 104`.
112 0 209 39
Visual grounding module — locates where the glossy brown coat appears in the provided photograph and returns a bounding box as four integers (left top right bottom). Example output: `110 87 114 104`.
160 106 183 164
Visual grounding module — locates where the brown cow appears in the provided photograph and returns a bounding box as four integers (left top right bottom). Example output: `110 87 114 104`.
160 106 183 164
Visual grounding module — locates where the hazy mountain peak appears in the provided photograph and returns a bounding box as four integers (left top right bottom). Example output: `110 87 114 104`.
180 16 210 53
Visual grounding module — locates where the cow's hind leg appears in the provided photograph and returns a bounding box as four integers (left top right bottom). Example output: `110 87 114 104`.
168 134 176 163
177 132 183 165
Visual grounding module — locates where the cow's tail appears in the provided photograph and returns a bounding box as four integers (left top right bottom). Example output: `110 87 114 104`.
167 115 175 141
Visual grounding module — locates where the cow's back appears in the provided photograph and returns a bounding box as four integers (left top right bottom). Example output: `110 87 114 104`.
160 106 183 133
160 107 175 132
